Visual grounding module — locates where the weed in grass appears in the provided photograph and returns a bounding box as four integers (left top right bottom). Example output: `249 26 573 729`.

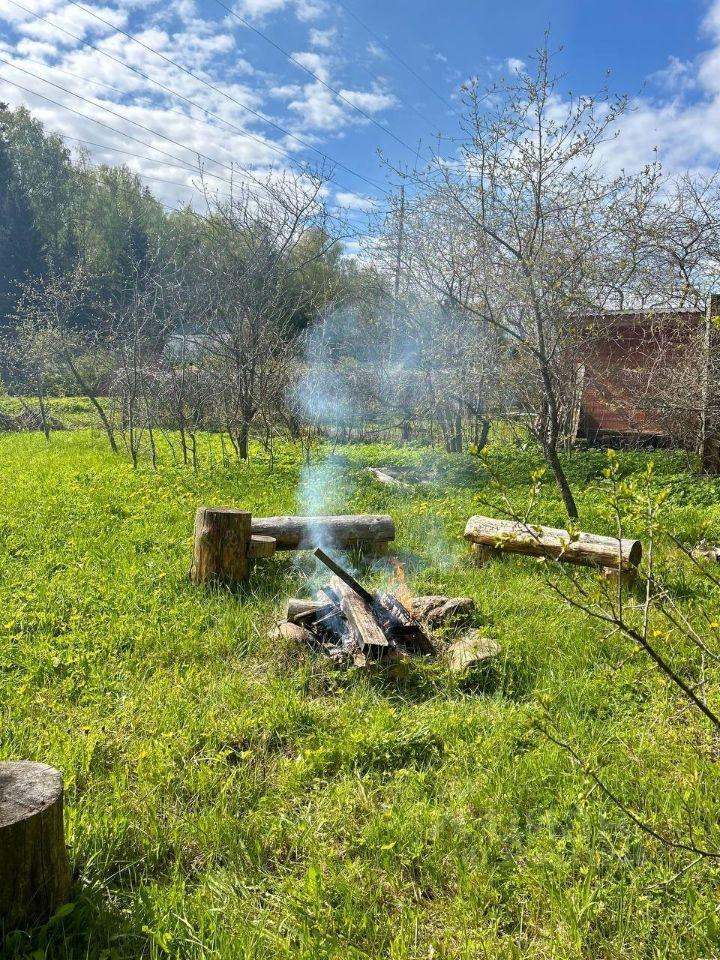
3 431 720 957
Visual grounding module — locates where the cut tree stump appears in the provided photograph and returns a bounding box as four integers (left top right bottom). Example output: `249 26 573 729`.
469 543 498 567
464 515 642 571
0 761 71 930
247 535 277 559
602 566 638 587
190 507 252 586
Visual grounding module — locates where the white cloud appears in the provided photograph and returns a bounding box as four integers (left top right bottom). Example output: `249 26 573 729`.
309 27 335 49
15 3 128 46
231 0 324 23
650 55 695 93
335 189 376 210
15 38 58 59
603 0 720 175
506 56 524 74
294 0 325 21
291 49 330 82
338 85 396 113
0 0 394 208
367 41 385 60
232 0 286 20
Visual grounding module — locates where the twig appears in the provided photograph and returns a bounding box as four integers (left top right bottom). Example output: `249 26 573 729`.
539 726 720 859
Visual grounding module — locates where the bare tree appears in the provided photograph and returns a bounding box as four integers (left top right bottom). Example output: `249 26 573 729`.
196 171 338 460
384 43 666 517
11 264 118 451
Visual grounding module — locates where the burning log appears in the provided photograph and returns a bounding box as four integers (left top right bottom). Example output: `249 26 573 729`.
251 514 395 551
329 575 389 648
278 549 439 664
286 598 331 622
312 548 375 604
464 515 642 571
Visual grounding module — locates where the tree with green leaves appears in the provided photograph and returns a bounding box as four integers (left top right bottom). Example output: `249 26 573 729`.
0 103 45 326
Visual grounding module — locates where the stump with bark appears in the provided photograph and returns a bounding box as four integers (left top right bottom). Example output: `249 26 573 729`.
0 761 71 931
190 507 254 586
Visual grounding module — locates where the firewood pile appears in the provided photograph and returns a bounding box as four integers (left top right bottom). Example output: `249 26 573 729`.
271 548 500 671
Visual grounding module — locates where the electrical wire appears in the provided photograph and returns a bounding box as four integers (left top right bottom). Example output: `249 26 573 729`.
213 0 424 160
53 0 388 194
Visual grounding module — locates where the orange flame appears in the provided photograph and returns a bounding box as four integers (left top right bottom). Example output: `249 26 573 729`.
392 559 414 610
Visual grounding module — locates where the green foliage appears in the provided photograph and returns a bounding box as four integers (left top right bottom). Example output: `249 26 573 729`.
3 432 720 957
0 106 46 323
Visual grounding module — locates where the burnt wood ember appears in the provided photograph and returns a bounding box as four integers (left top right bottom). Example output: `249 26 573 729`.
278 551 438 664
329 576 389 648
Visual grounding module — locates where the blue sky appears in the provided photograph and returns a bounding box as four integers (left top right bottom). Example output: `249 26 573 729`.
0 0 718 230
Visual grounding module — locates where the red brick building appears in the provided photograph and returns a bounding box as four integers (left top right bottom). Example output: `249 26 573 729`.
576 308 707 447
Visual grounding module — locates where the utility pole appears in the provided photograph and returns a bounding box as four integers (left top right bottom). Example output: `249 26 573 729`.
393 183 405 306
701 292 720 471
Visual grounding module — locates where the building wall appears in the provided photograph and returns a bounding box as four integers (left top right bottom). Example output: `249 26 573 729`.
577 310 704 443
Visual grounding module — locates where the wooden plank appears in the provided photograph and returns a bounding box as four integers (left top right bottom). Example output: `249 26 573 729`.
328 576 388 648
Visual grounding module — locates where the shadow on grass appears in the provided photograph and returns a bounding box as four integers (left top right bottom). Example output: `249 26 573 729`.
1 880 148 960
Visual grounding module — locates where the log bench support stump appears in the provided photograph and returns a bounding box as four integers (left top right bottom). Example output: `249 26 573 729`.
0 761 71 931
470 543 498 567
464 515 642 574
603 566 638 587
191 509 395 586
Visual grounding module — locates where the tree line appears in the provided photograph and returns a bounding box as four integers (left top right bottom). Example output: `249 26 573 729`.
3 44 720 518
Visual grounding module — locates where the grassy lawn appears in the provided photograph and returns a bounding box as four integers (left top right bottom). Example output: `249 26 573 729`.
4 430 720 958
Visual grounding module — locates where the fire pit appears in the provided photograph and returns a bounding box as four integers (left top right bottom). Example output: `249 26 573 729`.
274 548 497 671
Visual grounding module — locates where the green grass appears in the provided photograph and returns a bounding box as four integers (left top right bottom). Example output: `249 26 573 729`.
4 431 720 958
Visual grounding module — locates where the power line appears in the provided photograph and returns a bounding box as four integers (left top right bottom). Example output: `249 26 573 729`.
213 0 424 160
0 59 242 178
9 49 285 171
1 72 374 233
6 0 384 197
59 0 388 195
61 134 224 178
1 56 354 217
335 0 457 115
0 71 239 188
64 134 373 222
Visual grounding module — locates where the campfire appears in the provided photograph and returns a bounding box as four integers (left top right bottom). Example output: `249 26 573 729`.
273 548 499 671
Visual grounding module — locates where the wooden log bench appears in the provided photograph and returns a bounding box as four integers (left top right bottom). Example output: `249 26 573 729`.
190 509 395 586
250 514 395 551
464 515 642 580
